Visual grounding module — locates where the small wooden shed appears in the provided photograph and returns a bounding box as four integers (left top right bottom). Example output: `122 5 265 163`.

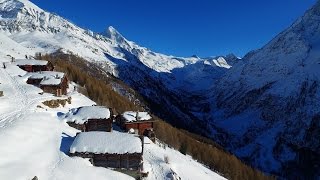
116 111 156 137
26 71 68 96
15 59 54 72
69 132 143 170
63 106 113 132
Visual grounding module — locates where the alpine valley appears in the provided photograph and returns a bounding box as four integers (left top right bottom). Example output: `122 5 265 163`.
0 0 319 179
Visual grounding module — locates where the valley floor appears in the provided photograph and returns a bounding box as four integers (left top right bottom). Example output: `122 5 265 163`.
0 57 225 180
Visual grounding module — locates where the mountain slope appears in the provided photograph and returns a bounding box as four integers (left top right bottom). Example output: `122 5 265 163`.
0 0 235 132
209 2 320 178
2 0 319 178
0 56 226 180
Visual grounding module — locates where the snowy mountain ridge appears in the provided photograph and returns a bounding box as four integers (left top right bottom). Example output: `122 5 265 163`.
2 0 319 178
0 0 236 130
209 1 320 178
0 0 233 73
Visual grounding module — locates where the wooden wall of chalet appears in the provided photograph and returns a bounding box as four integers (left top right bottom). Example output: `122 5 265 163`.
41 85 62 96
124 122 154 135
18 62 53 72
67 118 112 132
19 65 33 72
115 116 155 135
40 76 68 96
27 78 43 86
70 152 142 170
86 119 112 132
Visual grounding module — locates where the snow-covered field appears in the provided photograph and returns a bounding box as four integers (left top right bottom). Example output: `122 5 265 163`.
0 56 225 180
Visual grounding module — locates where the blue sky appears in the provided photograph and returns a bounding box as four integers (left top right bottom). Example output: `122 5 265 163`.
30 0 316 57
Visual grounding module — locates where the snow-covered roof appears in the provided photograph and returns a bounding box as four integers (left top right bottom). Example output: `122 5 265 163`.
70 131 142 154
28 71 65 85
122 111 152 123
63 106 111 124
14 59 48 66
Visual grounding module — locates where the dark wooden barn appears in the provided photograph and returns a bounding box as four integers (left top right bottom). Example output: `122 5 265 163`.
63 106 113 132
15 59 53 72
69 132 143 171
116 111 156 140
26 71 68 96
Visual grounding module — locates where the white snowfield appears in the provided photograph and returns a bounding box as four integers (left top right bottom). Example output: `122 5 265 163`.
0 58 133 180
62 106 111 124
0 56 226 180
70 131 142 154
123 111 152 122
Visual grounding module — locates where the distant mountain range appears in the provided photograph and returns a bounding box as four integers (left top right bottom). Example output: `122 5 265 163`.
0 0 319 178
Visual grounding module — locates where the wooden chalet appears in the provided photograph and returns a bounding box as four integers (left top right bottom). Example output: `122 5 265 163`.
26 71 68 96
63 106 113 132
15 59 53 72
116 111 156 138
69 132 143 171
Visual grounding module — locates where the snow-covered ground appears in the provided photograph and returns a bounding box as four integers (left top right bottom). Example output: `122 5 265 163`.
0 58 133 180
143 138 225 180
0 56 225 180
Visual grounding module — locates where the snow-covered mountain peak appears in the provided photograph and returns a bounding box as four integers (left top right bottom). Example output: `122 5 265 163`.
0 0 42 15
210 1 320 176
104 26 128 45
191 55 200 59
0 0 80 34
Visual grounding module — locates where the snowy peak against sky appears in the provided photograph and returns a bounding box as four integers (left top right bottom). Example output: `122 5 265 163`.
0 0 235 74
0 0 79 33
241 1 320 79
104 26 127 44
0 0 42 17
210 1 320 176
0 0 235 95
